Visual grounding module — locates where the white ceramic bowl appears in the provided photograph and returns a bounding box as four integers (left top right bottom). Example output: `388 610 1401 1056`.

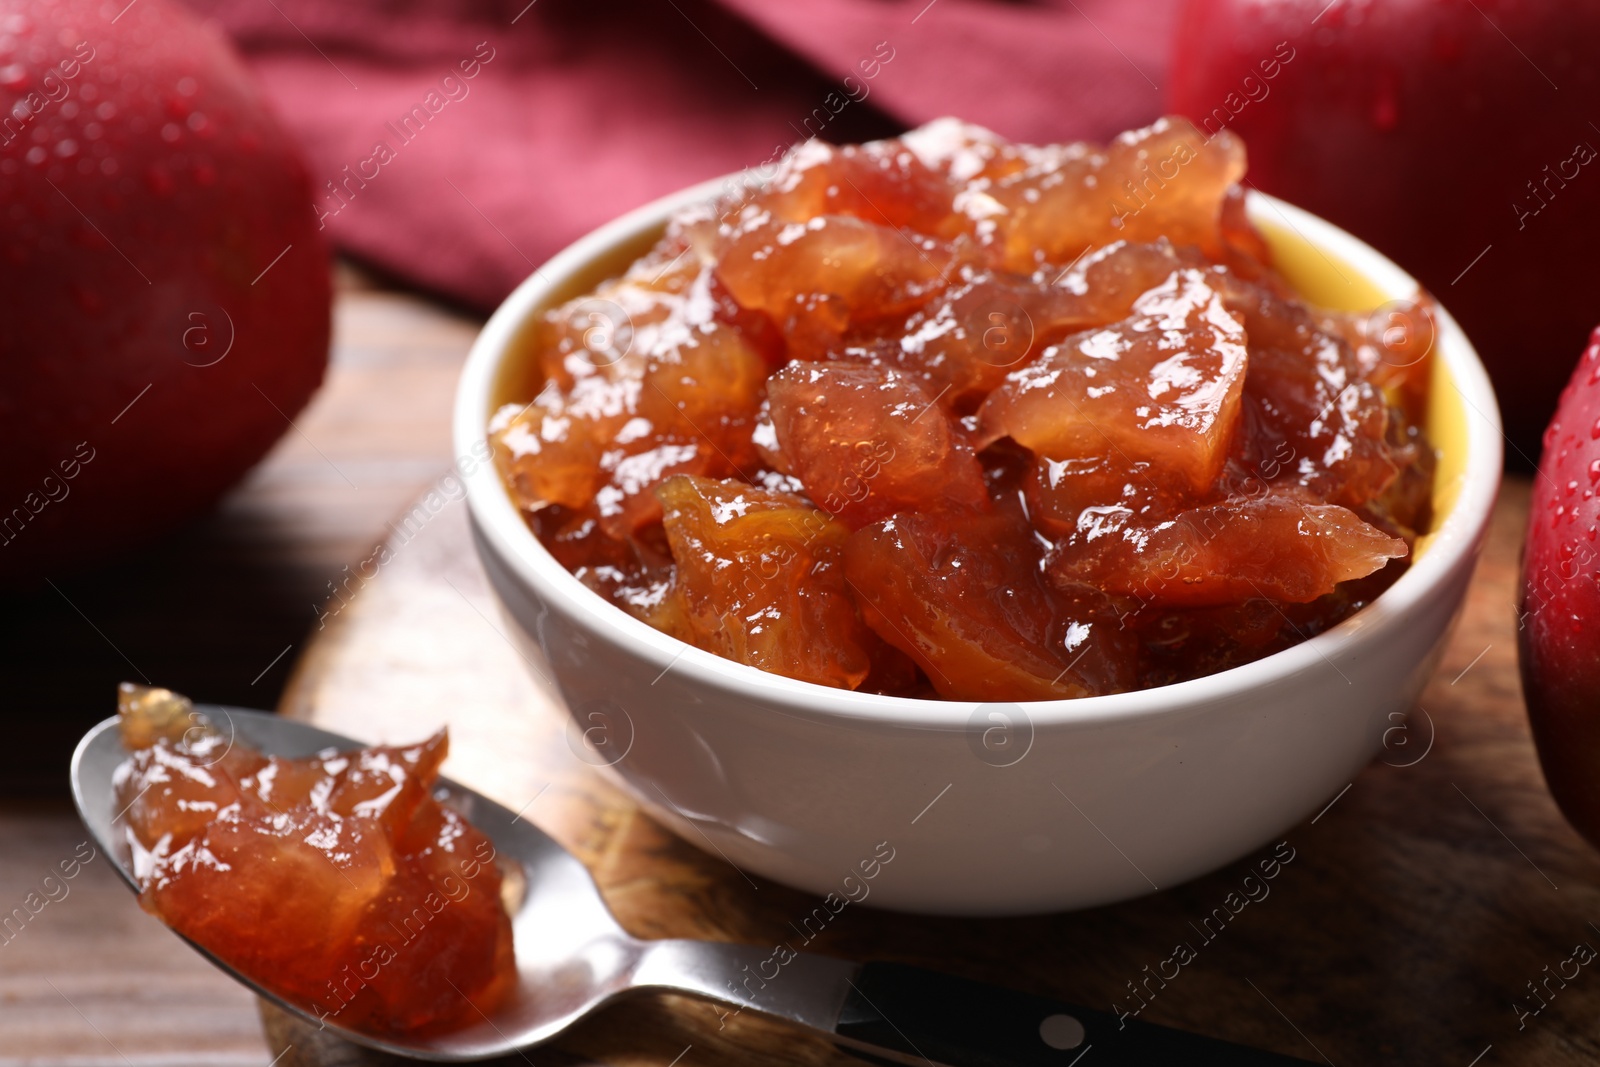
454 175 1502 916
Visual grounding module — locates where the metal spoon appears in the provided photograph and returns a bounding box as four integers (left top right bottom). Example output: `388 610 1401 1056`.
72 706 1313 1066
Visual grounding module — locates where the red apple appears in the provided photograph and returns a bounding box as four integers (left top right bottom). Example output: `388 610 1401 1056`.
1168 0 1600 460
1520 327 1600 847
0 0 330 583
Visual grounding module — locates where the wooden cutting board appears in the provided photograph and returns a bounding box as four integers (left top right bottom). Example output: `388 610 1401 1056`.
264 477 1600 1067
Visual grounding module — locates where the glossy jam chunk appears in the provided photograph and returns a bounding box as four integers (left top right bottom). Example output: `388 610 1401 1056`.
764 361 988 528
1317 295 1436 424
717 217 956 358
1045 493 1407 607
834 241 1204 412
492 117 1436 699
902 116 1247 270
978 268 1249 494
1024 451 1184 541
832 270 1049 412
1218 275 1401 508
658 475 881 688
492 262 768 542
112 685 515 1037
844 513 1134 700
753 136 965 237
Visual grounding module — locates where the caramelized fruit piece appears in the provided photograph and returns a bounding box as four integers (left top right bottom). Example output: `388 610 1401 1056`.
1085 118 1248 257
590 439 721 540
1220 276 1402 507
114 685 514 1037
867 269 1051 409
490 376 640 513
979 268 1249 494
658 475 879 688
531 503 642 575
1045 493 1407 606
493 266 768 540
754 136 962 237
543 502 690 642
635 309 769 441
115 682 211 749
1317 295 1436 424
580 562 692 641
597 317 770 541
360 799 514 1031
1023 452 1185 540
251 730 447 837
113 685 265 851
860 241 1203 411
958 117 1246 271
716 215 954 350
765 361 988 527
1045 239 1197 316
843 513 1134 700
532 233 707 391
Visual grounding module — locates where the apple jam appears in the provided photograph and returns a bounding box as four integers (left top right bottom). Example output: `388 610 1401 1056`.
490 117 1435 700
111 684 515 1035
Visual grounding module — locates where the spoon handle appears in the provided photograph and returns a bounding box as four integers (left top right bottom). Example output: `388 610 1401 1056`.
631 937 858 1032
634 942 1314 1066
831 961 1318 1066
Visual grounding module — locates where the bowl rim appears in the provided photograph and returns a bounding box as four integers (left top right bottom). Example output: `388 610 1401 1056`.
454 172 1504 730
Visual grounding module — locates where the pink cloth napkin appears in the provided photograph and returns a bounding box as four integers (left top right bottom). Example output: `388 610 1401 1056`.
185 0 1175 310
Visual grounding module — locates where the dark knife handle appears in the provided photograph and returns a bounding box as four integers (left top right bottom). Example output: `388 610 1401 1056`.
833 962 1316 1067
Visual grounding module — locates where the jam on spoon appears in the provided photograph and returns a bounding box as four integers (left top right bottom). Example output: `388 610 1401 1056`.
111 684 515 1036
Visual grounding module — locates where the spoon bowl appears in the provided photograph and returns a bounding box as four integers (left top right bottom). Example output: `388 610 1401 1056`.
70 706 785 1060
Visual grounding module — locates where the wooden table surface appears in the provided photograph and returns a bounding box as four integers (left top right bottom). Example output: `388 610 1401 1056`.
3 269 1595 1067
